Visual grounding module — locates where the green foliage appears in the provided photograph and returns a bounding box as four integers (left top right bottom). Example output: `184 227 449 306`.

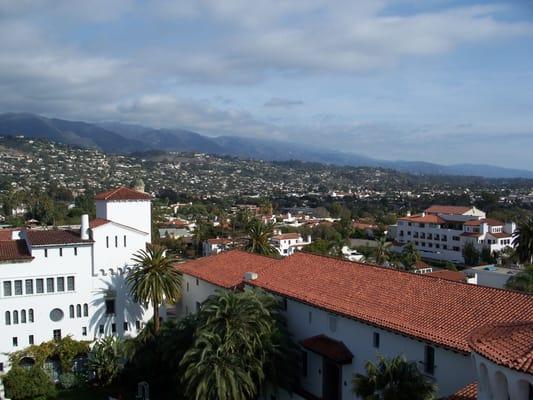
59 372 80 389
180 289 298 400
401 242 421 271
352 355 436 400
505 265 533 294
128 244 182 332
512 218 533 264
87 336 126 386
3 366 57 400
245 219 278 256
9 336 90 373
480 246 495 264
462 241 480 266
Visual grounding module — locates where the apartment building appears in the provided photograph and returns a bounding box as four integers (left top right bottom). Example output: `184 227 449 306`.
0 187 153 372
176 250 533 400
394 205 516 263
270 233 312 256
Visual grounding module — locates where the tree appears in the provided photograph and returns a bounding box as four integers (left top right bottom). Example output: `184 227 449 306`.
3 366 57 400
462 241 480 266
352 355 436 400
128 245 182 333
245 219 278 256
512 218 533 264
374 237 389 265
401 243 421 271
87 336 126 386
504 265 533 294
180 289 297 400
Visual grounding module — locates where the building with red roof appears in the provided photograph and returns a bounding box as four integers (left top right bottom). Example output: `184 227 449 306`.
175 250 533 399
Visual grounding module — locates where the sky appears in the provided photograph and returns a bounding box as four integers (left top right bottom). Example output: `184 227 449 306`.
1 0 533 169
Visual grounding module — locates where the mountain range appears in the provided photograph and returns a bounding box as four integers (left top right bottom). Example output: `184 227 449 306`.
1 112 532 179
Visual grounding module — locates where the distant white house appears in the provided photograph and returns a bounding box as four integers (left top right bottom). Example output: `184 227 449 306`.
202 238 233 256
341 246 365 262
270 233 311 256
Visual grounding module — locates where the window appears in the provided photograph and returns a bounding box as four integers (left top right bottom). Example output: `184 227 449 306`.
195 278 199 286
76 304 82 318
186 282 189 292
123 235 127 247
46 278 54 293
74 247 78 256
112 323 116 333
308 311 312 324
105 299 116 315
281 298 288 311
13 310 19 324
59 248 63 257
373 332 380 348
83 304 88 317
135 320 141 330
424 345 435 375
21 310 26 323
14 280 22 295
106 236 109 248
3 281 12 296
115 236 118 248
44 249 48 257
28 309 34 322
57 277 65 292
0 363 3 372
300 350 308 377
53 329 62 341
36 279 44 293
25 279 33 295
29 335 34 345
5 311 11 325
99 325 104 334
67 276 75 291
123 322 129 331
82 327 87 336
13 337 18 347
69 305 75 318
328 314 337 332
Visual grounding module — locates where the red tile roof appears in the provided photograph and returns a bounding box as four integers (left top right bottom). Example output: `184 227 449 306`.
89 218 110 228
176 250 278 289
399 214 446 224
95 187 151 201
463 218 502 227
448 382 477 400
246 252 533 353
0 229 14 241
468 321 533 374
272 233 302 240
425 205 473 215
428 270 467 283
300 335 353 364
0 240 33 262
207 238 232 245
489 232 512 239
27 230 92 246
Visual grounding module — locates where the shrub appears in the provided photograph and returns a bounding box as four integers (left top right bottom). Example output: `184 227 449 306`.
3 366 57 400
59 372 79 389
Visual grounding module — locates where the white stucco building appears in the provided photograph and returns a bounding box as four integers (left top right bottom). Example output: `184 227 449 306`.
270 233 312 256
176 250 533 400
0 187 154 372
394 205 516 264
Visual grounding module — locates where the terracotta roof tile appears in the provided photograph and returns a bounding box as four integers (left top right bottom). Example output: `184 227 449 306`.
300 335 353 364
0 229 14 241
463 218 503 227
425 205 473 215
0 240 32 262
89 218 110 228
27 230 92 246
448 382 477 400
399 214 446 224
272 233 302 240
469 321 533 374
428 270 467 283
95 187 151 201
247 252 533 353
177 250 279 288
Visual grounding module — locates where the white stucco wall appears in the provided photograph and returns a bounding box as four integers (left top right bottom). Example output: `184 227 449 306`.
96 199 151 242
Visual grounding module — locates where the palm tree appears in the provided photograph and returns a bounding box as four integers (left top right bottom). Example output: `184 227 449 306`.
374 237 389 265
245 219 278 256
512 218 533 264
401 242 421 271
505 265 533 293
127 245 182 333
353 355 436 400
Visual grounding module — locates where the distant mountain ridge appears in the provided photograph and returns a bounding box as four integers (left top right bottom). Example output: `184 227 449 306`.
1 112 532 179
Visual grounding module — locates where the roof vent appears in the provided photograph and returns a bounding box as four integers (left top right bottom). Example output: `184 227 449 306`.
244 272 258 281
80 214 89 240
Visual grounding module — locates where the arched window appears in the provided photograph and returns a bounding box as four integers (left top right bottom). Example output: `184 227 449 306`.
28 309 34 322
69 305 75 318
21 309 26 323
109 268 114 276
13 310 19 324
5 311 11 325
83 304 88 317
493 371 509 400
76 304 82 318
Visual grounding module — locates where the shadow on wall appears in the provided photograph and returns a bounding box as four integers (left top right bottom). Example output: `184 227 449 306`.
89 273 145 338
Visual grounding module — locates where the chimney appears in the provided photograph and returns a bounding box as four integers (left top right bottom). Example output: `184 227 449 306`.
244 272 258 281
307 235 312 243
80 214 89 240
406 211 411 217
421 212 426 217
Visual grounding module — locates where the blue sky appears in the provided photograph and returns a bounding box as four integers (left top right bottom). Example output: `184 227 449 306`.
1 0 532 168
